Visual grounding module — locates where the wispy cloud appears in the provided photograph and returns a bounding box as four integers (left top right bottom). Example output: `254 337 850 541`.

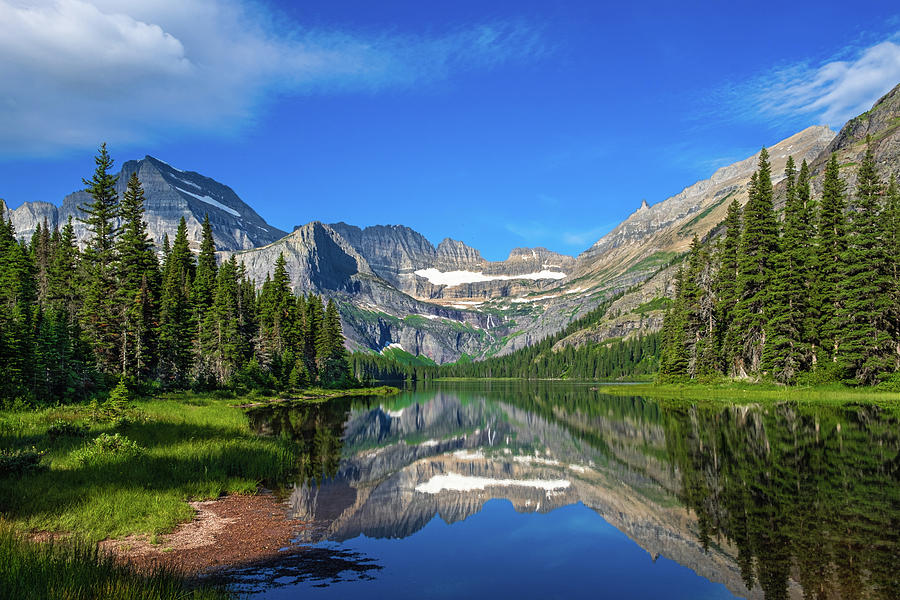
505 219 614 252
0 0 544 157
561 226 612 247
746 36 900 128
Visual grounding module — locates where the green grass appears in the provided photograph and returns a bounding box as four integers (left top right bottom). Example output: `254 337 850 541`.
624 251 680 275
633 297 672 314
380 346 438 367
678 191 734 234
0 391 303 542
594 381 900 410
0 523 229 600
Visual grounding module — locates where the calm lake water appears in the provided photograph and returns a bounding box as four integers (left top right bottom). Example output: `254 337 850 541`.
230 381 900 599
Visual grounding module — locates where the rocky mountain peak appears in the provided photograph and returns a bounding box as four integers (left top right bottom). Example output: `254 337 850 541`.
435 237 483 270
4 155 286 252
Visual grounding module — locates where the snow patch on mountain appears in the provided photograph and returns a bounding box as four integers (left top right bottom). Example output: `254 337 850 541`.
175 187 241 217
414 268 566 287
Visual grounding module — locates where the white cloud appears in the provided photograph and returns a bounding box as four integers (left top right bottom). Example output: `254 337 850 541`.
0 0 543 156
753 38 900 127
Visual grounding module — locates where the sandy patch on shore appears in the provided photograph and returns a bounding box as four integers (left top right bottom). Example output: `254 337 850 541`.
100 492 307 576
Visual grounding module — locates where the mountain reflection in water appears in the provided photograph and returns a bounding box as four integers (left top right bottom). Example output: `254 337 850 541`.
243 382 900 599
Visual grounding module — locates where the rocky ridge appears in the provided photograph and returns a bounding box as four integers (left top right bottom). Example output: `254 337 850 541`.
552 83 900 351
2 156 286 252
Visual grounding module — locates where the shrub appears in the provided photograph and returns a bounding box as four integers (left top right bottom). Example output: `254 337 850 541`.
46 420 89 441
876 371 900 392
71 433 145 466
0 447 46 477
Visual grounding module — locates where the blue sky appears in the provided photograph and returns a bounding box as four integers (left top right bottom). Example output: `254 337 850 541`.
1 1 899 260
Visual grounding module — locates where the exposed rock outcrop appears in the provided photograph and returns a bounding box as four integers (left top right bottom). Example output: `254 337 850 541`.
4 156 285 251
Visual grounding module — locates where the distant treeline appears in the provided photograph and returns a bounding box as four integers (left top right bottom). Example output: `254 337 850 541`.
351 298 661 382
0 145 353 406
659 142 900 386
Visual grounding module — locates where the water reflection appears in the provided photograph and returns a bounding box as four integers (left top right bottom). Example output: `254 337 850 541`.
246 384 900 599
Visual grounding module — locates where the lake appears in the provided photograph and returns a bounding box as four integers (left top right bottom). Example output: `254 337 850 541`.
229 381 900 599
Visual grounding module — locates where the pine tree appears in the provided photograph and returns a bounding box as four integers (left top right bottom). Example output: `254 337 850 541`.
206 257 242 383
303 294 324 382
814 154 847 364
796 160 820 361
886 175 900 370
115 172 160 378
317 299 350 385
717 198 742 372
764 156 807 382
193 215 218 382
0 224 36 398
657 267 690 382
732 149 779 375
158 218 194 386
837 142 893 383
78 143 121 374
30 219 51 306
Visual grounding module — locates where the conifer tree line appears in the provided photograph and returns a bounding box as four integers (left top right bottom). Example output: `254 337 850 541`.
659 141 900 385
350 296 661 382
0 145 353 404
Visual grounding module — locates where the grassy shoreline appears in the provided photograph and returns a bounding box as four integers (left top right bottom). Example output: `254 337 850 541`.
0 385 397 543
592 381 900 408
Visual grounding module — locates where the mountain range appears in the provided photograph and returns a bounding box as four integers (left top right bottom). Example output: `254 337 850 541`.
3 82 899 364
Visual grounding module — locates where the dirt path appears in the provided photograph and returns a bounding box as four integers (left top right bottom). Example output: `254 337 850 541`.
100 492 307 576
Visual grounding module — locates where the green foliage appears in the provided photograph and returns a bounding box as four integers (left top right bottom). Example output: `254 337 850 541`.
658 146 899 386
46 420 89 441
0 447 46 476
71 433 145 466
732 149 778 374
0 524 230 600
0 392 306 542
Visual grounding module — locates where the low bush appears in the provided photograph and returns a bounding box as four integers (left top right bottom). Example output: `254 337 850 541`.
0 448 46 477
71 433 145 466
46 420 89 441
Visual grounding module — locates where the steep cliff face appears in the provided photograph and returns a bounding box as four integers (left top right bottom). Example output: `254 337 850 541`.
4 156 285 251
224 223 505 364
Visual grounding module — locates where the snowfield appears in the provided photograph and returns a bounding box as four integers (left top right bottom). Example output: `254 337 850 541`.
414 268 566 287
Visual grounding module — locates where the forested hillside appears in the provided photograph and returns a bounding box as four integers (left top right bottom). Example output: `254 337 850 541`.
351 297 661 382
0 145 353 405
659 143 900 385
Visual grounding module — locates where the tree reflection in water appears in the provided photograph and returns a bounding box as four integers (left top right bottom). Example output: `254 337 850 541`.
664 402 900 599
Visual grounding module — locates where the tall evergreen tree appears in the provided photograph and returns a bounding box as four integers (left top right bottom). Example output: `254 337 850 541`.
764 156 807 382
158 217 194 386
303 294 324 382
115 172 160 378
317 299 351 385
732 149 779 375
193 215 218 381
78 143 121 374
30 219 51 306
837 142 893 383
0 223 36 398
716 198 742 371
814 154 847 363
886 175 900 370
657 266 691 382
795 159 820 360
